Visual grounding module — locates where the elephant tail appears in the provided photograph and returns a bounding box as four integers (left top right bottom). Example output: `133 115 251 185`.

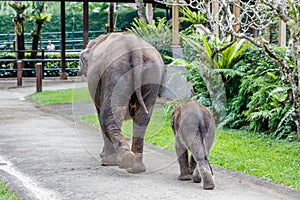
132 49 149 115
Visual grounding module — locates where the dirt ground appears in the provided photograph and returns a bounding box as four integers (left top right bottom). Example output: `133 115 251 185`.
0 78 299 200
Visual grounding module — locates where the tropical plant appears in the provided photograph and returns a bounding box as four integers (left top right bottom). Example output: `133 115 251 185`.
181 33 250 123
201 35 251 69
179 6 207 25
127 17 172 63
223 46 294 138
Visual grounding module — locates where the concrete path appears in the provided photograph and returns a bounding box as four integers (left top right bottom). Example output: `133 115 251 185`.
0 78 299 200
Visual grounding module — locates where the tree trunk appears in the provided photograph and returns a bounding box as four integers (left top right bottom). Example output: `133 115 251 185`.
198 59 226 125
295 41 300 139
31 22 43 59
14 17 25 60
145 3 153 23
31 2 45 59
108 3 114 33
135 0 147 23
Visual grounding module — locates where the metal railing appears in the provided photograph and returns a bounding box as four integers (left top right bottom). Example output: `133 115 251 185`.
0 49 81 78
0 30 105 50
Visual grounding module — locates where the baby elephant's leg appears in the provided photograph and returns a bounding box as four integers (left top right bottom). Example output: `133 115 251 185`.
190 155 201 183
190 136 215 190
176 137 191 181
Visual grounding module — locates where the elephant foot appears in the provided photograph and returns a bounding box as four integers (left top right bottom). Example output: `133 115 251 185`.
192 169 202 183
118 151 135 169
127 161 146 174
177 174 192 181
202 171 215 190
100 153 118 166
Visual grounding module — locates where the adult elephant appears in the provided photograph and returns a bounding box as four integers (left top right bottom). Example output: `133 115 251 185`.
80 33 165 173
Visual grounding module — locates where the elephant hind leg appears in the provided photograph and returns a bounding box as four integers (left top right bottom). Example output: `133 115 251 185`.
190 155 202 183
127 136 146 174
101 130 135 169
197 162 215 190
189 137 215 190
118 150 135 169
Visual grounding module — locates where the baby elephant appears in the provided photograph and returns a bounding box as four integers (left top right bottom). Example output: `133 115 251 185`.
171 100 215 190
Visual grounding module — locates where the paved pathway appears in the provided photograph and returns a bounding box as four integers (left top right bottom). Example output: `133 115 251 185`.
0 78 299 200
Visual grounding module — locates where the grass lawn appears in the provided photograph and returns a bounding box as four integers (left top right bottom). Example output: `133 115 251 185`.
29 88 300 190
27 87 92 105
0 182 18 200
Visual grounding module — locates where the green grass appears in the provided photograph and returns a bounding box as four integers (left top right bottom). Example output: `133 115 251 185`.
27 87 92 105
0 182 18 200
210 130 300 190
81 109 300 190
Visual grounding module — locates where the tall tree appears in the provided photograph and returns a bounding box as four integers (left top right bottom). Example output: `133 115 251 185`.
108 3 114 33
9 1 28 60
30 1 52 59
135 0 147 23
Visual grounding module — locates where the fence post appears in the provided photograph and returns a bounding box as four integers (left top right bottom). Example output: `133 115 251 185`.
36 63 42 92
7 32 10 43
17 60 23 87
41 49 45 79
72 30 75 49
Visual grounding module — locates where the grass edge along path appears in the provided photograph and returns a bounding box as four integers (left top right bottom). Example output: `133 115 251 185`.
28 88 300 190
0 182 18 200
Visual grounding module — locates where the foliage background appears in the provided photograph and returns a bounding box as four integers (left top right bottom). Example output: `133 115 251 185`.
0 4 166 34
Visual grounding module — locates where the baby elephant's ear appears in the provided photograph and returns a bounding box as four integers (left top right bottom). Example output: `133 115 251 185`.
171 109 181 134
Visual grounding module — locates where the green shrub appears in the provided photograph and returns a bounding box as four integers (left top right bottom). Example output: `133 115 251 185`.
0 52 80 77
223 45 294 138
127 18 172 64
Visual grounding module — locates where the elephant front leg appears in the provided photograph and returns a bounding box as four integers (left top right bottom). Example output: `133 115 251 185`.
190 155 202 183
97 107 118 166
100 130 118 166
176 137 192 181
98 107 135 170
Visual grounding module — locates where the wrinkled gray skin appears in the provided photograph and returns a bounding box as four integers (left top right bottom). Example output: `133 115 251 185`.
171 100 215 189
80 33 165 173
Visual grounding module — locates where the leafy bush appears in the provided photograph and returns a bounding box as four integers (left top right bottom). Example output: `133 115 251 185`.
0 52 80 77
223 45 294 138
180 36 294 138
127 18 172 64
179 6 207 25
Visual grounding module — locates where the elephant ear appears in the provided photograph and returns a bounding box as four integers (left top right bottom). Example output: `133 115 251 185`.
79 33 113 76
79 49 89 76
